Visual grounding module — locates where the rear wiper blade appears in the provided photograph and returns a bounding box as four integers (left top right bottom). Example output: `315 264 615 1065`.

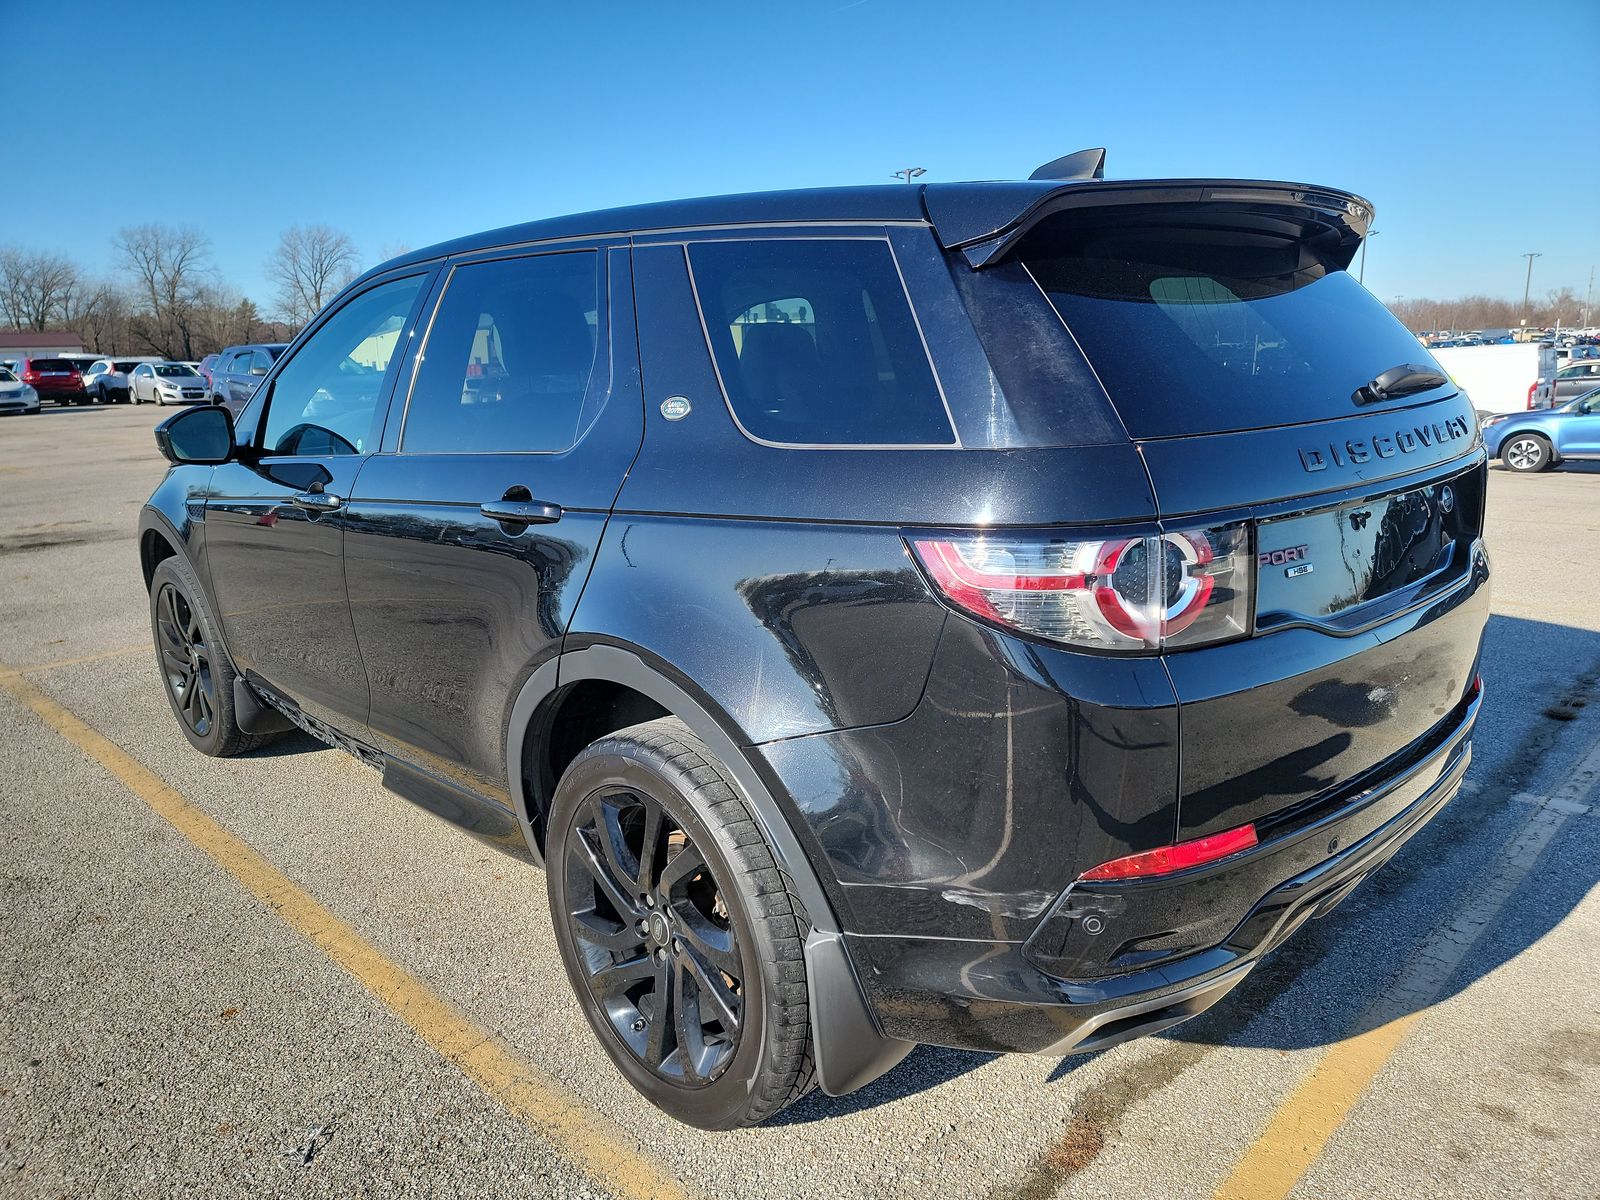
1352 363 1449 405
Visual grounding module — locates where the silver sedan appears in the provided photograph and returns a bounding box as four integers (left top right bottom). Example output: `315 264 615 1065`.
129 363 209 406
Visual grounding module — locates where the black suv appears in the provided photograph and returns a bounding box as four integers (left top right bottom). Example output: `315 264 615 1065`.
140 159 1489 1129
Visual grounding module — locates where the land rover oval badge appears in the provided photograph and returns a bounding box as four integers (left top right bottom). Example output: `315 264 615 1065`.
660 396 692 421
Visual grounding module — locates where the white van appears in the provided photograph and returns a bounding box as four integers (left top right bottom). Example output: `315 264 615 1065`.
1431 342 1558 416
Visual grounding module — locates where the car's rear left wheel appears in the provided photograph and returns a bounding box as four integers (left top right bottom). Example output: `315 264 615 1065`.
546 717 816 1129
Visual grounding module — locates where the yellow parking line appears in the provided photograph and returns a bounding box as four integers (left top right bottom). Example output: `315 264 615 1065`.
0 667 696 1200
1212 1012 1422 1200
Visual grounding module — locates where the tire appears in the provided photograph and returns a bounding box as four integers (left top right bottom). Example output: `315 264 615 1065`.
546 717 816 1129
1501 433 1552 472
148 556 280 757
130 387 141 406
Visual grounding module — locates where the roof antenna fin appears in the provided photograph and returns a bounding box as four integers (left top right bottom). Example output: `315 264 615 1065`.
1028 148 1106 182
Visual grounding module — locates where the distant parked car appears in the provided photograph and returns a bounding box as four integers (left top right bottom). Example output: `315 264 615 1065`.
209 343 288 413
0 367 41 415
196 353 220 390
1482 387 1600 471
14 356 87 405
1554 360 1600 399
129 362 208 406
84 357 163 403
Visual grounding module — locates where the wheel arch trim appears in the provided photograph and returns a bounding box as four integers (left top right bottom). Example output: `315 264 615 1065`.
504 642 913 1096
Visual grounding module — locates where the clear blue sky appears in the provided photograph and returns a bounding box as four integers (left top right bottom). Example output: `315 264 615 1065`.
6 0 1597 315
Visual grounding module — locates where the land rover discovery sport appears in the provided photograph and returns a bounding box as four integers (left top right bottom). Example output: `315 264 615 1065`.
140 155 1489 1129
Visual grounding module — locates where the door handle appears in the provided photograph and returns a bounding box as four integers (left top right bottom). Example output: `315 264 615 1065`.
291 490 342 513
479 498 562 526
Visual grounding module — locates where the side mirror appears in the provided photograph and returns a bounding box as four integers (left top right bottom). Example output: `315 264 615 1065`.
249 365 269 377
154 404 235 465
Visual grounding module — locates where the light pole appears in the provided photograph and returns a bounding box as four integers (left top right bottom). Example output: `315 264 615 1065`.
1521 252 1542 320
891 167 926 185
1358 230 1379 285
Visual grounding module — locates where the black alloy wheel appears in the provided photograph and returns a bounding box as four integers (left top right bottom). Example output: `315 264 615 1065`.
146 556 275 758
564 786 746 1087
547 718 816 1128
155 581 216 738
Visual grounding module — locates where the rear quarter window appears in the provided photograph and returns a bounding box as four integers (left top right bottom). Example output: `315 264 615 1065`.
688 238 954 447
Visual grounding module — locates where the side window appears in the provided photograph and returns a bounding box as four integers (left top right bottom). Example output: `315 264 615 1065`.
227 351 252 375
259 275 424 457
687 238 953 446
400 251 600 454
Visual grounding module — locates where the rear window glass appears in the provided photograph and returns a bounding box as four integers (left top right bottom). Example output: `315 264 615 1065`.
1019 207 1447 439
114 361 141 371
688 239 953 446
32 360 74 371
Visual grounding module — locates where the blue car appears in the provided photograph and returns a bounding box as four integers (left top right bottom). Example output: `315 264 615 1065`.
1482 387 1600 472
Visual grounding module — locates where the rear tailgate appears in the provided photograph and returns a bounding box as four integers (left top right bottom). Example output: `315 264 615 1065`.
1161 446 1487 839
1002 187 1489 836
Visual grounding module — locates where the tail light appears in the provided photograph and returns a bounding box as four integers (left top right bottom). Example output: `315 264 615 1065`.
1079 822 1259 881
22 368 38 383
1527 383 1536 409
909 522 1252 653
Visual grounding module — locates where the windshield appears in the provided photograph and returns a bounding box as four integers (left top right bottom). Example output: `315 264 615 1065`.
155 364 198 377
0 370 16 383
1017 206 1452 438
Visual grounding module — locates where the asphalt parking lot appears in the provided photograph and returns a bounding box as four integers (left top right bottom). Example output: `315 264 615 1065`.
2 403 1597 1200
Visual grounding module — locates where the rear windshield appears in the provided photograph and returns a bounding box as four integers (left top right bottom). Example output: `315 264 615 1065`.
31 359 75 371
267 346 286 360
1018 207 1448 439
114 360 142 371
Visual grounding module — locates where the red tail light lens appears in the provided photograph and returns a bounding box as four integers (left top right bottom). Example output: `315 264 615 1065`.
1079 823 1259 881
910 523 1252 653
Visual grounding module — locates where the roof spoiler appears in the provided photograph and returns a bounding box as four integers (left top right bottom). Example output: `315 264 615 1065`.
926 179 1375 270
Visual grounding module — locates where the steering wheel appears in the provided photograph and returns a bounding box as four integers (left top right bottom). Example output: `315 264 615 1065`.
272 423 358 457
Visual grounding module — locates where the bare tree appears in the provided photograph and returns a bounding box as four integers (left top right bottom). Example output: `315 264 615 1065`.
116 223 213 359
0 247 83 331
268 225 358 327
63 281 133 353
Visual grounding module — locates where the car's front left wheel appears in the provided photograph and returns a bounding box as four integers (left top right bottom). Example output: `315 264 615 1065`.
148 556 280 757
1502 433 1552 472
546 717 816 1129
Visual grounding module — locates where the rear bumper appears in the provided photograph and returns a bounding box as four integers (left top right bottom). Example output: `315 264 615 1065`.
846 682 1478 1055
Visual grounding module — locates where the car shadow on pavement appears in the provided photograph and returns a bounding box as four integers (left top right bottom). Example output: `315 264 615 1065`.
768 1044 1003 1125
239 730 326 759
